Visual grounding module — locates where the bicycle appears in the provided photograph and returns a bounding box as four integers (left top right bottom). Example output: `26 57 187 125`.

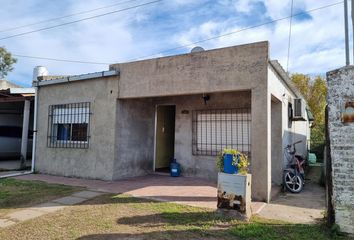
283 140 305 193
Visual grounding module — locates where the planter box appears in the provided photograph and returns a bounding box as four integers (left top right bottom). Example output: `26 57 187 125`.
217 172 252 219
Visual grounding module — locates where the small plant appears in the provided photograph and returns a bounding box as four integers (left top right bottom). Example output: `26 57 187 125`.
330 224 341 237
237 153 250 175
216 148 250 175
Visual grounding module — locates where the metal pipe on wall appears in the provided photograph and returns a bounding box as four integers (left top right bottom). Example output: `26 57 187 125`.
31 87 38 172
352 0 354 62
345 0 350 65
31 66 48 173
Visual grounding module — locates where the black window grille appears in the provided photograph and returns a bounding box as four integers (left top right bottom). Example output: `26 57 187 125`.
192 108 251 156
47 102 91 148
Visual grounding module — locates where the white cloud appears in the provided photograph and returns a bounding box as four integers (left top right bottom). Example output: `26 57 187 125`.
234 0 258 13
173 0 346 74
0 0 348 86
1 0 165 86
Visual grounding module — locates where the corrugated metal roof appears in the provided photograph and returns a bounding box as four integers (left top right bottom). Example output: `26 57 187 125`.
0 88 34 102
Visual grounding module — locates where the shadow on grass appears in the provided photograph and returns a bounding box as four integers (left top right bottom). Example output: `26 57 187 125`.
77 229 230 240
76 193 215 207
77 224 348 240
105 195 345 240
116 211 233 227
82 195 341 236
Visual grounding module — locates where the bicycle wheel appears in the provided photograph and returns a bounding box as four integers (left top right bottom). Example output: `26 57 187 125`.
283 170 303 193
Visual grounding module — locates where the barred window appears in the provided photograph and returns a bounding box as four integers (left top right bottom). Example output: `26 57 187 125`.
47 102 91 148
192 108 251 156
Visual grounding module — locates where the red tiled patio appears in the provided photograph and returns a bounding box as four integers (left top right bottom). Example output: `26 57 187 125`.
15 174 218 208
15 173 265 212
13 173 326 223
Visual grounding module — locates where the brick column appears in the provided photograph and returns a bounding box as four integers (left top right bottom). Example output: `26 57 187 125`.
327 66 354 234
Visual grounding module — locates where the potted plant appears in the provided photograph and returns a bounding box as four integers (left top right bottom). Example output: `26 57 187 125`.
216 148 251 218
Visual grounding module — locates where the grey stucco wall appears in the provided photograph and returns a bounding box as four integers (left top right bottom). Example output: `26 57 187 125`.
271 97 283 185
170 91 252 181
35 76 118 180
327 66 354 234
112 41 269 99
268 66 310 158
113 98 155 180
268 65 310 191
113 91 251 182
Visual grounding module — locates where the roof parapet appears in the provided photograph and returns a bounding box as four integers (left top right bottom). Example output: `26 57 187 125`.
269 60 304 99
35 70 119 87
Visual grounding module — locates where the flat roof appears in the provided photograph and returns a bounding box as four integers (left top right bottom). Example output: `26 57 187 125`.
35 70 118 86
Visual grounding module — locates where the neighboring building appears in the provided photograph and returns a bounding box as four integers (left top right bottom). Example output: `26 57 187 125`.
0 79 20 90
327 66 354 234
34 41 311 202
0 80 34 161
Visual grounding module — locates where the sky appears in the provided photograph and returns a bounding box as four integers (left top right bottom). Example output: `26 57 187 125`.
0 0 348 87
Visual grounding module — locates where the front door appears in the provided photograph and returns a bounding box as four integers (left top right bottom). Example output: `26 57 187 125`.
155 105 176 172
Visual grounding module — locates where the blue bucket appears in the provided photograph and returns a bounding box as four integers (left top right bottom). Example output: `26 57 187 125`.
223 154 238 174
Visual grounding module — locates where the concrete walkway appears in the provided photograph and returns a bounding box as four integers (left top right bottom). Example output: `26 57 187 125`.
0 190 103 228
258 182 326 223
258 166 326 224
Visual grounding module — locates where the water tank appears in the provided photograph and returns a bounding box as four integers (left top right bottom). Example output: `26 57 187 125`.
32 66 48 84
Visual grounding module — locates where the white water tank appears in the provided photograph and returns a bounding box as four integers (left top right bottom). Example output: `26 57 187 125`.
32 66 48 84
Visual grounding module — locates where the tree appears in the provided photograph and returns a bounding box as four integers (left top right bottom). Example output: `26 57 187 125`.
0 47 17 79
291 73 327 148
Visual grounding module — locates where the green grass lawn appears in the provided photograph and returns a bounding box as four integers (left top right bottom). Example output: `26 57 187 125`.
0 193 350 240
0 178 83 217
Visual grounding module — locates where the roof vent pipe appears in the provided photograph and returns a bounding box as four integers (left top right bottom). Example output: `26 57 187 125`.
32 66 48 85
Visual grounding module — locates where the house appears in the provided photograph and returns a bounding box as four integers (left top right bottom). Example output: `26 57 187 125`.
0 80 34 170
33 41 311 202
0 79 20 89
